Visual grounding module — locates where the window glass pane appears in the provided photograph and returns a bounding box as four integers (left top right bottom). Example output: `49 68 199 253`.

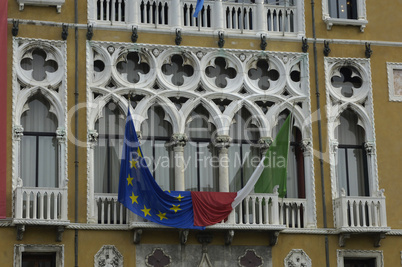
228 143 241 192
140 140 154 174
184 142 198 191
337 148 348 194
21 136 37 187
37 136 58 188
287 144 298 198
94 102 125 193
154 140 173 191
199 142 218 191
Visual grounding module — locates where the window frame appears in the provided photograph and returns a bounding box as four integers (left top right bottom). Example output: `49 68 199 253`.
14 244 64 267
322 0 368 32
337 250 383 267
386 62 402 102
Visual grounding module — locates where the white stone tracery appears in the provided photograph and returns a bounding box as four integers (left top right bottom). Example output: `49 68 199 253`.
325 57 379 199
86 41 315 227
12 38 68 221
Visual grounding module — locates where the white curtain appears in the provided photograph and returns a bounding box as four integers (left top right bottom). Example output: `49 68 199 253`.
94 102 125 193
335 109 366 196
140 106 173 191
185 106 218 191
228 108 261 192
20 95 58 188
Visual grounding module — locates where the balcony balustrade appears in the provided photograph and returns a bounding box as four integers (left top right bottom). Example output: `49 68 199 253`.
333 190 389 232
89 0 304 36
14 187 68 225
93 192 306 230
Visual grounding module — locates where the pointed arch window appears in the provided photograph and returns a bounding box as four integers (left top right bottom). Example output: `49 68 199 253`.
184 105 218 191
140 106 174 191
228 108 260 192
335 109 369 196
20 94 58 188
94 102 125 193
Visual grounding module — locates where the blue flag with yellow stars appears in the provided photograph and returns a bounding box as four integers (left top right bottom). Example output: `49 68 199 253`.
118 108 205 230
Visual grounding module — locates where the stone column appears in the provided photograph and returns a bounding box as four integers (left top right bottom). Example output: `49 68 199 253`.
213 0 224 32
301 138 316 228
171 134 188 191
87 129 99 224
215 135 231 193
364 141 376 195
255 0 266 33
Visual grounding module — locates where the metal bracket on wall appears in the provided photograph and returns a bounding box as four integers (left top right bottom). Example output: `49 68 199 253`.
302 37 309 53
131 26 138 43
133 229 143 244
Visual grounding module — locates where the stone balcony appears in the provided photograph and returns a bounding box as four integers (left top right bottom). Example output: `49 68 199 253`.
88 0 305 37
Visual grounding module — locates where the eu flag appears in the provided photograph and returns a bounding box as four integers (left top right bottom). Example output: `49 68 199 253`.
118 108 205 229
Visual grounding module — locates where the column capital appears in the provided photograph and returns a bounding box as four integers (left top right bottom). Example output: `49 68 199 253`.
171 133 188 147
87 129 98 147
214 135 231 150
364 141 375 155
330 140 339 154
301 138 313 156
56 128 67 143
13 125 24 141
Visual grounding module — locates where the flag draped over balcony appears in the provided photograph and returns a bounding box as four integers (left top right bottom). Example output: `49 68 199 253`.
0 0 7 219
254 115 291 198
118 108 291 229
193 0 204 17
118 108 237 229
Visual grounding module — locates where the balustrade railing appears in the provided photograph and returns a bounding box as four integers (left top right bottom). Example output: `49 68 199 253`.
334 192 388 230
93 192 296 229
14 187 68 223
90 0 302 36
278 198 306 229
95 193 130 225
96 0 126 23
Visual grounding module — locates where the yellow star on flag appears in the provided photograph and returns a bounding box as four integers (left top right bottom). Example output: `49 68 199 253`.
137 147 142 157
170 204 181 213
141 205 151 217
127 174 134 186
157 211 167 221
175 194 184 201
130 159 138 169
129 192 138 204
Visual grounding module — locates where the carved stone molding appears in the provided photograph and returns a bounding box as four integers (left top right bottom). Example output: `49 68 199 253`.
94 245 123 267
337 249 383 267
14 244 64 267
284 249 312 267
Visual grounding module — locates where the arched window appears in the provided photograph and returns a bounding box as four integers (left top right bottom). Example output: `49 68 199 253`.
228 108 260 192
20 94 58 188
140 106 174 191
274 111 305 198
335 109 368 196
94 102 125 193
184 105 218 191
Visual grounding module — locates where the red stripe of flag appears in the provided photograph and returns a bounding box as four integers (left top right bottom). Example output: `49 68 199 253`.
0 0 7 219
191 191 237 226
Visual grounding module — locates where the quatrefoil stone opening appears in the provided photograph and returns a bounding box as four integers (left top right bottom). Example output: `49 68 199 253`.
205 57 237 88
331 66 362 98
20 48 58 82
248 59 279 90
116 52 150 83
162 54 194 86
